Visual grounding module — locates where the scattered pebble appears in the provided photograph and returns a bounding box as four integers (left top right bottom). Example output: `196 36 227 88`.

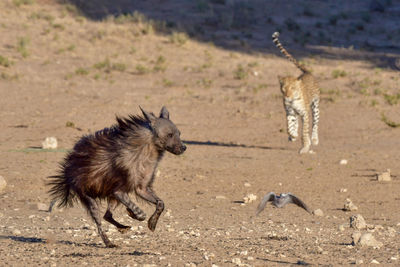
313 209 324 217
377 169 391 182
370 259 380 264
344 198 358 211
355 259 364 265
358 233 383 248
0 175 6 193
339 188 348 193
232 258 241 265
42 137 58 149
12 229 21 235
338 224 346 232
339 159 348 165
243 193 257 204
215 195 227 200
352 231 362 245
244 182 251 187
350 214 367 230
37 203 50 212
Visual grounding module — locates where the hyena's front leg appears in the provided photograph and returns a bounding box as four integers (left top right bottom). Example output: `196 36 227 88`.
299 111 311 154
285 106 299 142
311 98 320 146
135 187 164 232
113 191 147 222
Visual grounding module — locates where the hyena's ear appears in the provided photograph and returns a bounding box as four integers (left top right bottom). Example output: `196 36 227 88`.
159 106 169 119
140 106 157 124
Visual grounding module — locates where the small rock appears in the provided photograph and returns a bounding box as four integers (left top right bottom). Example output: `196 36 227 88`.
12 229 21 235
350 214 367 230
377 169 391 182
215 195 227 200
352 231 362 245
340 159 348 165
42 137 58 149
370 259 380 264
339 188 348 193
344 198 358 211
232 258 241 265
390 256 398 261
355 259 364 265
243 193 257 204
359 233 383 248
313 209 324 217
37 203 50 211
244 182 251 187
338 224 346 232
0 176 6 193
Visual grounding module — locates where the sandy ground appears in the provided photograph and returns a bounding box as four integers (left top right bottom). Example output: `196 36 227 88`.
0 0 399 266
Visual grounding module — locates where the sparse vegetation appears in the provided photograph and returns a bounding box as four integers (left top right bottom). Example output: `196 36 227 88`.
75 67 89 75
169 31 188 46
135 64 150 75
17 36 30 58
93 58 126 73
383 93 400 105
13 0 34 7
0 55 12 67
233 64 248 80
332 69 347 78
381 113 400 128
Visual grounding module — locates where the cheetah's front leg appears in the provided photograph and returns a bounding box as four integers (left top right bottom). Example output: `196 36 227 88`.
299 112 311 154
286 106 298 142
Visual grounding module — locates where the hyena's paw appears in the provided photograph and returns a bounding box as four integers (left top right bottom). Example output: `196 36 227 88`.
312 137 319 146
127 208 146 221
117 226 131 234
299 146 310 154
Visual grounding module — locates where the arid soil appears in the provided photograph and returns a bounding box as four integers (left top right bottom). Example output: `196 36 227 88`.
0 0 399 266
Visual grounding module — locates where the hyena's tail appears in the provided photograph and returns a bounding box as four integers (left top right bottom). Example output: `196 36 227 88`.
272 32 309 73
47 174 76 209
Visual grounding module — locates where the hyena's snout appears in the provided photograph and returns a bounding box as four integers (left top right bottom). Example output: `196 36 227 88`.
170 141 186 155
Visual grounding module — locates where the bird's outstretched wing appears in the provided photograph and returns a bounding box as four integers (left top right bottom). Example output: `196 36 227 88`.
256 192 276 216
288 193 312 213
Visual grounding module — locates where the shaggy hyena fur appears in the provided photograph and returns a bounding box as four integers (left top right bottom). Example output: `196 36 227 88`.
48 106 186 247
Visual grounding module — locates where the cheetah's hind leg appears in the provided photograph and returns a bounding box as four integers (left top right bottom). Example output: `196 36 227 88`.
311 98 320 146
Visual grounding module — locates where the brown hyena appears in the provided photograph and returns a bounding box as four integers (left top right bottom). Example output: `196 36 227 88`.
48 106 186 247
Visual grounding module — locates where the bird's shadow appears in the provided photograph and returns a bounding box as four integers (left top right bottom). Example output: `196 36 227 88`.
0 235 46 243
183 140 287 150
257 257 311 265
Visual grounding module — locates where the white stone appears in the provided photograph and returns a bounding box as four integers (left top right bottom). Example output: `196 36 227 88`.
339 188 348 193
215 195 227 200
313 209 324 216
371 259 380 264
42 137 58 149
344 198 358 211
232 258 241 265
338 224 346 231
377 169 391 182
0 176 6 193
244 182 251 187
37 203 49 211
243 193 257 204
340 159 348 165
12 229 21 235
359 233 383 248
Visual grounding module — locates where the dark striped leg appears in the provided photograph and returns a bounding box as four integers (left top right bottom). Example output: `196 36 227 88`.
103 198 131 233
135 187 164 232
113 191 146 222
81 195 116 248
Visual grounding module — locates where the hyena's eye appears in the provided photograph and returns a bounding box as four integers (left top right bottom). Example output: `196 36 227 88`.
167 133 173 138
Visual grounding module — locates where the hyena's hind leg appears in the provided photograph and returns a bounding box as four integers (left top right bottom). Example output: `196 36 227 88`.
103 198 131 234
311 98 320 146
113 191 147 222
285 105 299 142
81 195 116 248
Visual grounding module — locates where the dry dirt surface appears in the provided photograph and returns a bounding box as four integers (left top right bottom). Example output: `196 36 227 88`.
1 0 400 266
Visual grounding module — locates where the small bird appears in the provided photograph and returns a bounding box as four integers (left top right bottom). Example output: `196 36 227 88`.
256 192 311 216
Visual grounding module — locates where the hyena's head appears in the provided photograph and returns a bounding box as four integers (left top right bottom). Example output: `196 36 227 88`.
141 106 186 155
278 75 300 99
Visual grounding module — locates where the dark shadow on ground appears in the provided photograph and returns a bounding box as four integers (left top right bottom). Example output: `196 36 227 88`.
256 257 311 265
0 235 46 243
57 0 400 70
183 140 286 150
